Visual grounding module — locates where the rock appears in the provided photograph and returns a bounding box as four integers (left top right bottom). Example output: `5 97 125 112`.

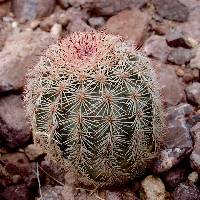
190 47 200 69
167 47 192 65
37 185 65 200
179 0 200 10
190 122 200 173
50 23 62 39
63 7 89 21
25 144 45 161
162 166 187 189
68 0 147 16
166 30 194 49
0 152 41 189
144 35 171 63
152 103 193 173
140 175 169 200
40 14 57 32
0 184 32 200
40 156 65 184
0 30 53 92
0 95 31 149
29 20 40 30
188 171 199 183
172 182 200 200
11 0 56 20
152 0 189 22
106 191 122 200
103 9 149 47
67 18 93 33
88 16 105 28
156 63 185 106
58 0 70 8
0 1 10 17
185 82 200 105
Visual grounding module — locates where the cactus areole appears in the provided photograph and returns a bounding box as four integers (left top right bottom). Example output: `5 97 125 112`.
25 31 165 186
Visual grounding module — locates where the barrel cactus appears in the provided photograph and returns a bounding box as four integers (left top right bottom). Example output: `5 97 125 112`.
24 31 165 186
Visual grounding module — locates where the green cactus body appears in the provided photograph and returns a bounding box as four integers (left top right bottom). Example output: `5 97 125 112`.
25 31 165 186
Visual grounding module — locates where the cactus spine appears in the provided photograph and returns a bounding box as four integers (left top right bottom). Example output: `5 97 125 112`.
25 31 165 186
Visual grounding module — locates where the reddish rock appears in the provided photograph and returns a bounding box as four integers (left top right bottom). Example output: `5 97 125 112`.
167 47 192 65
144 35 172 63
68 0 147 16
11 0 56 20
25 144 45 161
156 63 185 106
103 9 149 47
185 82 200 105
0 95 31 149
152 0 189 22
0 30 53 92
172 182 200 200
0 184 33 200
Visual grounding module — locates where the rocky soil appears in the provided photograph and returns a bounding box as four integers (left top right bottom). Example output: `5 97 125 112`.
0 0 200 200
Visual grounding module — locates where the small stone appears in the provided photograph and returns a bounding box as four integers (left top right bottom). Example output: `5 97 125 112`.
11 0 56 20
152 0 189 22
25 144 45 161
166 30 194 49
12 174 22 184
57 0 69 8
172 182 200 200
103 9 149 47
144 35 171 63
183 71 195 83
50 23 62 39
162 167 187 189
56 13 70 27
30 20 40 30
185 82 200 105
141 175 169 200
88 17 105 28
188 171 198 183
11 21 18 29
106 191 122 200
175 67 185 77
67 18 93 33
40 15 57 32
167 47 192 65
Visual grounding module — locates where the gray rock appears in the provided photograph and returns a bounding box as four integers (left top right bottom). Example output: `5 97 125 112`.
57 0 70 8
0 30 53 92
25 144 45 161
68 0 147 16
88 17 105 28
0 95 31 149
185 82 200 105
190 122 200 173
166 30 194 48
103 9 149 47
152 103 193 173
11 0 56 20
167 47 192 65
172 182 200 200
37 185 65 200
190 47 200 69
152 0 189 22
144 35 171 63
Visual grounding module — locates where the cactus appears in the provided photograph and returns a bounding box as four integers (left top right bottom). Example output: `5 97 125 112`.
24 31 165 186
